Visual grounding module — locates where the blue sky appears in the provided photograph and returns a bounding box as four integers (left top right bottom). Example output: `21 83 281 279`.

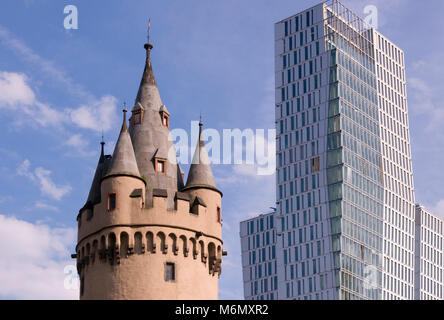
0 0 443 299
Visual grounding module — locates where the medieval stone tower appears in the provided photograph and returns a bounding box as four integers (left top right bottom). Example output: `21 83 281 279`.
74 38 224 300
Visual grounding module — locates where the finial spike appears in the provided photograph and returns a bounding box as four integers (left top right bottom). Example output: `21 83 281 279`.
147 18 151 44
121 102 128 132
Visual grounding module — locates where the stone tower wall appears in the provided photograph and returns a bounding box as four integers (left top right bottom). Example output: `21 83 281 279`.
76 175 222 300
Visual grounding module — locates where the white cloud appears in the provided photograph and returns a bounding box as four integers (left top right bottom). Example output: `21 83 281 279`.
17 159 72 201
63 134 97 157
34 201 59 212
0 215 78 299
17 159 35 181
0 70 118 134
69 95 119 132
34 167 72 201
0 71 35 107
0 71 65 128
0 25 120 142
0 25 92 100
65 134 85 149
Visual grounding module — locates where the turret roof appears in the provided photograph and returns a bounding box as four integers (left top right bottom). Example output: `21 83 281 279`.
184 122 221 195
105 109 141 179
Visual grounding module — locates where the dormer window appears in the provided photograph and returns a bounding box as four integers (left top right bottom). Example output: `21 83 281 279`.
131 103 144 125
159 104 170 129
162 113 169 128
132 110 143 125
155 159 166 174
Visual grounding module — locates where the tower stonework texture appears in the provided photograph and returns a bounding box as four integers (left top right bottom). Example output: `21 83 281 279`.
75 40 224 300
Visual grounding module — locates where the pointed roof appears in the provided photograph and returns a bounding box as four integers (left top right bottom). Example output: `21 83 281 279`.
105 109 142 180
134 43 162 111
129 39 180 208
83 140 106 208
184 122 221 195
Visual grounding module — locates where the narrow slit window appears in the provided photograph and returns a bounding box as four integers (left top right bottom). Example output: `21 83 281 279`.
108 193 116 211
217 207 221 223
165 262 175 281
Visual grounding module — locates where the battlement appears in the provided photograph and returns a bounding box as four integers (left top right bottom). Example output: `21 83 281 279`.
76 227 222 276
77 175 222 244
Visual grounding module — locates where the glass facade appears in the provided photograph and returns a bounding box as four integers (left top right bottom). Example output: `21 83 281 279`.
325 9 383 299
240 212 278 300
240 0 438 301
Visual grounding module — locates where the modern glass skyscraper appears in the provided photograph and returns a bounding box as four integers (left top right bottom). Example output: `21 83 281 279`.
240 0 420 300
414 205 444 300
240 211 278 300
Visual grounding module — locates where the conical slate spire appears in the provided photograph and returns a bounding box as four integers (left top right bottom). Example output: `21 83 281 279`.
134 42 162 111
129 36 180 208
106 109 141 178
185 122 220 193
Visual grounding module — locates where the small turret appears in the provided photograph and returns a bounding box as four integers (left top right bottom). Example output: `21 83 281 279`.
100 109 146 216
84 140 105 208
184 121 221 195
104 109 141 180
183 121 222 225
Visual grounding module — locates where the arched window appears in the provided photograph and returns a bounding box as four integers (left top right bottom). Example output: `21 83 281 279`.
157 232 167 254
92 240 98 263
100 235 106 260
169 233 178 255
134 232 144 254
190 238 197 259
208 242 216 274
108 233 117 265
120 232 129 259
180 235 188 257
146 232 155 253
199 240 206 263
86 243 91 265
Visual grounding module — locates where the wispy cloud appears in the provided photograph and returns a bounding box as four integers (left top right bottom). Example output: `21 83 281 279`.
63 134 96 157
0 71 65 128
0 215 77 299
69 95 119 132
34 201 60 213
0 25 120 142
17 159 72 201
0 24 92 101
